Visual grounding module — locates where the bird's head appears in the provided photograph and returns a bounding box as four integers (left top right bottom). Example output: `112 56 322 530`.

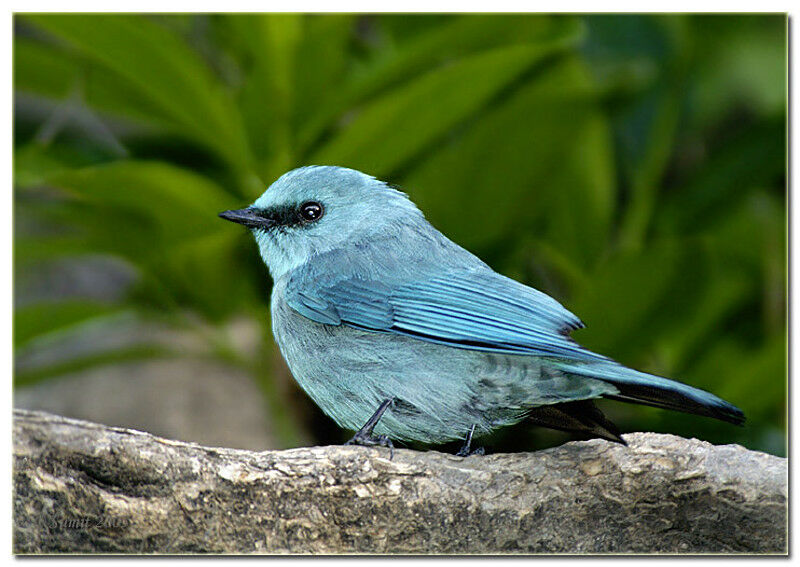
219 166 423 278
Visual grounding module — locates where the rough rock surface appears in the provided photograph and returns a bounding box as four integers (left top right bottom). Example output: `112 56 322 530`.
13 409 786 554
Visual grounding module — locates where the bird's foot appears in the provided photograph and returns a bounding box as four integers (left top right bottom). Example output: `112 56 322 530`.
455 445 485 457
345 431 394 460
455 424 485 457
344 398 395 459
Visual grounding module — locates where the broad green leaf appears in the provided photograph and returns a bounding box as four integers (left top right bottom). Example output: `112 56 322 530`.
538 109 615 267
569 240 698 360
403 57 613 268
22 161 261 318
582 16 691 252
291 15 354 136
14 144 77 188
47 161 234 243
299 15 583 151
14 38 79 99
657 271 752 368
617 85 682 252
223 14 303 183
352 15 582 98
701 192 786 338
155 230 263 321
312 42 573 176
23 14 253 171
14 37 166 130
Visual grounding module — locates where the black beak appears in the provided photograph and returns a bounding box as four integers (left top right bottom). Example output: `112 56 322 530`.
218 208 274 229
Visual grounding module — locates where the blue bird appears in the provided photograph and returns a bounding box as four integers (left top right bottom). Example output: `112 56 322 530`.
220 166 744 455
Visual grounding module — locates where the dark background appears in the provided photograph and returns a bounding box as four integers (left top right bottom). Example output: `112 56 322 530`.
13 14 786 456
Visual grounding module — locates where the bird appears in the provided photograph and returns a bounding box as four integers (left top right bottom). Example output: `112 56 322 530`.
219 165 744 456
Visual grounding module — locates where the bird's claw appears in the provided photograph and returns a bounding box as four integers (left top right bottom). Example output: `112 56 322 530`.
455 424 485 457
345 432 394 460
455 445 485 457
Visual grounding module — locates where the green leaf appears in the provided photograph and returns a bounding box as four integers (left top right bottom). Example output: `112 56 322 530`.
23 14 253 171
14 37 80 100
156 230 263 320
14 144 77 188
700 191 786 337
298 15 583 151
538 108 615 267
311 41 574 177
403 57 613 268
353 15 582 97
221 14 303 182
14 36 176 143
569 240 695 359
617 86 683 252
291 15 355 138
22 161 261 318
46 160 234 242
658 271 752 368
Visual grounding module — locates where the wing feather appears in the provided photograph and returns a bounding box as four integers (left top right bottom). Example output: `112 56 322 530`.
286 267 605 362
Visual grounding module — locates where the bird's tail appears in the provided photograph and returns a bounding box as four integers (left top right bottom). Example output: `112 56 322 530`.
554 360 745 425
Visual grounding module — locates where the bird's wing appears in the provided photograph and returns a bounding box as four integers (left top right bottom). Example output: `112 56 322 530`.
286 267 607 362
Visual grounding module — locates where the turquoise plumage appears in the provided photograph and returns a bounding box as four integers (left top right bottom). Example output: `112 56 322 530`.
220 165 744 452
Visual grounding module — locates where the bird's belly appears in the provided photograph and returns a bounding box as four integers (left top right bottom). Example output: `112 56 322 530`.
272 296 519 442
270 296 609 444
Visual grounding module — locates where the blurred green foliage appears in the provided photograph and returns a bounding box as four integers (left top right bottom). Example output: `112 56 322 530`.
13 14 786 455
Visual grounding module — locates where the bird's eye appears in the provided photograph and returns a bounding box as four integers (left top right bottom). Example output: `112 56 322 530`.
298 201 324 223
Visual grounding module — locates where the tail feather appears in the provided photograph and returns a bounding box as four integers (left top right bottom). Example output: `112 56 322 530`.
527 400 627 444
555 361 745 426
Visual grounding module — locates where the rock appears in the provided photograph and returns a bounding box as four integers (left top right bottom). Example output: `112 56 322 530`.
13 409 787 554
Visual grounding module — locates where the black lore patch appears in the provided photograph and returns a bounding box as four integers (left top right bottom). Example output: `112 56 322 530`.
257 205 305 229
